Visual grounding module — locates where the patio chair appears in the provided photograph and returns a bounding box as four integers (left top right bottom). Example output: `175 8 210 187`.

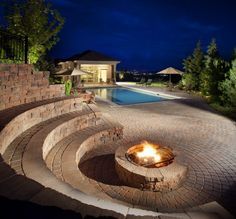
145 79 152 86
136 77 146 85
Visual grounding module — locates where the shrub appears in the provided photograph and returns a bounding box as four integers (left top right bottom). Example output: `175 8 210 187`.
65 79 72 96
219 59 236 107
182 73 198 91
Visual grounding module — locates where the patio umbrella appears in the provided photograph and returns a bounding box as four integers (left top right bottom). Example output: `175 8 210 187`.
156 67 183 84
71 68 91 87
71 68 90 76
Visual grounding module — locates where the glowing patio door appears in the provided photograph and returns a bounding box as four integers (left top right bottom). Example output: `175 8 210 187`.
100 69 107 82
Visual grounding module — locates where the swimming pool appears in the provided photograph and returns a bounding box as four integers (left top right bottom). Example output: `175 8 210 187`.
90 87 166 105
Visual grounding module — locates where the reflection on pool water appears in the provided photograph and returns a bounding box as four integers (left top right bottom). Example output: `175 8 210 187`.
90 87 166 105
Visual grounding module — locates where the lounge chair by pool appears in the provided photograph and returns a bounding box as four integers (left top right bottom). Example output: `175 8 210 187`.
136 78 146 85
145 79 152 86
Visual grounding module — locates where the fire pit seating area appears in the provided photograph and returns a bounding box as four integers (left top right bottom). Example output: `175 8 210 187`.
0 64 234 219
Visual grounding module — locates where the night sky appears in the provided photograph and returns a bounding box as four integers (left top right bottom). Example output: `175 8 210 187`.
10 0 236 71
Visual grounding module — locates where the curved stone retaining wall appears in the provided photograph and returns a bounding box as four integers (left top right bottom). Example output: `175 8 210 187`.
0 98 85 154
76 126 123 165
42 111 101 159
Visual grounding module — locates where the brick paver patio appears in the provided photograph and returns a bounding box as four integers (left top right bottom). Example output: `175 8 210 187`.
77 86 236 216
1 83 236 219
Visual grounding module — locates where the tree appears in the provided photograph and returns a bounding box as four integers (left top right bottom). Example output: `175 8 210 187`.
3 0 64 64
182 41 204 90
219 59 236 107
199 39 229 98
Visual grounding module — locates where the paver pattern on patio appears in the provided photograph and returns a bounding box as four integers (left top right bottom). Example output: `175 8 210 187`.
78 87 236 216
1 84 236 219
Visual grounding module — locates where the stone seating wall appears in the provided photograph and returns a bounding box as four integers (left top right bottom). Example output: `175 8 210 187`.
42 108 102 159
0 97 85 154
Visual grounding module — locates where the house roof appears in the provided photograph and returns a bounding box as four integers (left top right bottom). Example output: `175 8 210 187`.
66 50 119 62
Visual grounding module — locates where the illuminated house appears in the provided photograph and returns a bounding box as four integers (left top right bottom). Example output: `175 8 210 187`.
55 50 120 86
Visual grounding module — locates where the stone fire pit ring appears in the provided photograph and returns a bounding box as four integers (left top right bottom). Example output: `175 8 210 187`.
115 143 188 192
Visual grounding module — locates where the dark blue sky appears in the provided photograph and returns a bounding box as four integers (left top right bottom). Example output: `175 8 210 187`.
42 0 236 70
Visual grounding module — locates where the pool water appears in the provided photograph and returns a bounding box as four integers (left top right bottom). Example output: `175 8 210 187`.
90 87 165 105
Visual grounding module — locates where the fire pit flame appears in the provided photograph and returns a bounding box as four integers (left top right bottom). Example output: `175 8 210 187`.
126 140 174 168
136 141 161 162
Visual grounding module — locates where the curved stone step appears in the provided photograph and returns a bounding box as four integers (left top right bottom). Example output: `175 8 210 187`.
11 103 132 217
0 96 96 154
0 96 70 130
45 124 123 197
0 102 126 218
49 132 83 180
1 104 100 181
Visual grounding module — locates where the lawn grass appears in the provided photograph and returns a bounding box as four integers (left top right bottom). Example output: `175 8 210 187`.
149 82 167 88
134 81 167 88
118 81 168 88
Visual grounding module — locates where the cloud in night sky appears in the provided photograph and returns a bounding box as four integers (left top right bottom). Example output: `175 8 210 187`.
48 0 236 71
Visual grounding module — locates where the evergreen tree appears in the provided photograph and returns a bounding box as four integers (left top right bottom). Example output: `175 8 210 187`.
3 0 64 64
200 39 229 98
219 59 236 106
182 41 204 90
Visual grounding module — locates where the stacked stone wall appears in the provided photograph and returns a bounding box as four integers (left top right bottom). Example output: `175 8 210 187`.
0 64 65 110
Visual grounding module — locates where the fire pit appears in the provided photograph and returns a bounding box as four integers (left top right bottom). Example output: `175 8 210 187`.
115 141 187 192
126 141 174 168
